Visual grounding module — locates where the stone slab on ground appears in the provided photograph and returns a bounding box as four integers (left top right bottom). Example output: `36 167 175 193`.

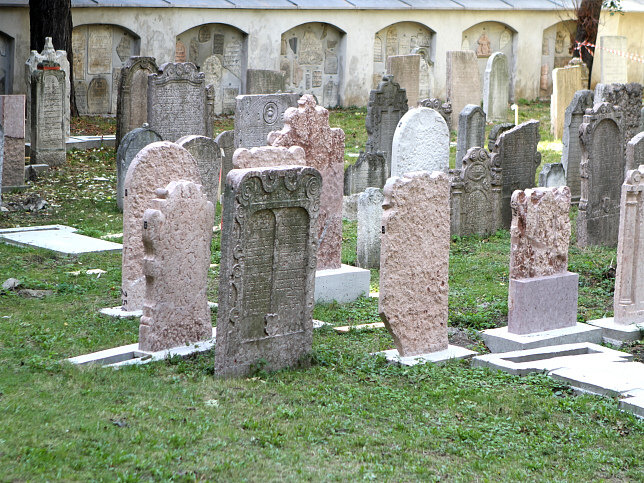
550 359 644 397
314 264 370 303
620 395 644 418
586 317 643 345
376 345 477 366
335 322 385 333
0 225 122 255
100 302 217 319
480 322 602 353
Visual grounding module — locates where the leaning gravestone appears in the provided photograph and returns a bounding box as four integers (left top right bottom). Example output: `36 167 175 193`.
268 95 345 270
139 180 214 352
215 130 234 199
386 55 420 107
626 132 644 171
594 82 643 148
450 147 502 237
121 141 201 311
216 165 321 377
246 69 286 94
115 56 158 151
487 123 514 151
490 120 542 228
418 98 452 131
446 50 481 127
357 187 383 269
0 95 26 190
562 90 594 204
483 52 509 122
116 125 162 211
577 103 624 247
30 68 66 167
391 107 449 177
538 163 566 188
177 135 222 207
455 104 486 169
550 66 583 139
343 151 387 196
233 93 300 149
147 62 208 142
232 145 305 169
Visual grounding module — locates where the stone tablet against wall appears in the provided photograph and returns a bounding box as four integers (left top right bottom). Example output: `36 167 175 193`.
594 82 643 149
87 76 109 114
343 150 387 196
215 130 234 197
357 187 383 269
483 52 509 122
30 69 66 166
139 180 214 352
233 93 300 149
216 165 321 377
455 104 486 169
268 95 345 270
0 95 25 189
562 90 594 203
246 69 286 94
578 103 624 247
232 145 305 169
87 25 112 74
391 107 449 177
121 141 201 311
379 171 450 357
386 54 420 107
550 66 583 139
446 51 481 127
177 135 222 208
600 36 628 84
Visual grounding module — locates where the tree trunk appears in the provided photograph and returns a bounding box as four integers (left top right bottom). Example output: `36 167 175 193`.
572 0 603 89
29 0 78 116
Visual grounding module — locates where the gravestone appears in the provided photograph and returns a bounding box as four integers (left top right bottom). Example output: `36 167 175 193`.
30 68 66 167
489 120 542 228
147 62 208 142
379 171 450 356
246 69 286 94
641 107 644 133
391 107 449 177
562 90 594 203
233 93 300 149
386 54 420 108
365 74 408 174
450 147 502 237
455 104 486 169
115 56 158 151
0 95 25 190
116 125 162 211
550 66 583 139
121 141 201 311
216 165 321 377
483 52 509 122
357 187 383 269
139 180 214 352
626 132 644 171
418 98 452 131
177 135 221 207
600 36 628 83
267 95 345 270
487 122 514 151
446 51 481 127
538 163 566 188
87 77 109 114
232 145 305 169
0 122 3 193
343 151 386 196
577 103 624 247
215 130 234 198
594 82 643 148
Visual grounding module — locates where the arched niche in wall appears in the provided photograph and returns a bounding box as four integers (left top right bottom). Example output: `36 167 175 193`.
72 24 141 116
462 22 516 101
0 31 14 95
373 22 435 98
176 23 247 115
540 20 576 99
280 22 346 108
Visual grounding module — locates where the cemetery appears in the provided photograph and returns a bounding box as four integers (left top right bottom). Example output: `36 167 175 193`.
1 0 644 480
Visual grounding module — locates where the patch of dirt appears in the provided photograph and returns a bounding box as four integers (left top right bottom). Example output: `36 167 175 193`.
71 116 116 136
623 341 644 363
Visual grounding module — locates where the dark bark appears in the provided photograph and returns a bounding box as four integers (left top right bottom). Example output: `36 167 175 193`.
29 0 77 116
572 0 603 89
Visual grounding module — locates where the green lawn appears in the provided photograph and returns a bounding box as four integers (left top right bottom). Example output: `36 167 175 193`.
1 102 643 480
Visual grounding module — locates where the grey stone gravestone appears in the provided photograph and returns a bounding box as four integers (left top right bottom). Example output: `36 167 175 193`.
30 68 66 167
343 150 386 196
562 90 594 204
456 104 486 169
215 130 234 199
594 82 643 148
177 135 222 207
386 55 420 107
418 98 452 131
487 123 514 151
233 93 299 149
640 106 644 134
538 163 566 188
216 165 321 377
0 121 3 194
0 95 26 190
578 103 624 247
483 52 509 122
357 187 383 269
446 50 481 127
627 132 644 171
246 69 286 94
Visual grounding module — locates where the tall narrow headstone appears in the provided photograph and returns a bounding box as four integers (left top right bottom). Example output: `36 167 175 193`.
600 36 628 84
550 66 583 139
233 93 299 149
418 98 452 131
267 95 345 270
483 52 509 122
216 165 321 376
379 171 450 356
30 68 66 167
487 122 514 151
626 132 644 171
446 51 481 127
455 104 486 169
357 187 383 269
386 55 420 107
562 89 594 203
0 95 26 190
391 107 449 177
246 69 286 94
594 82 643 147
577 103 624 247
139 180 214 352
177 135 222 207
121 141 201 311
215 130 234 199
343 151 387 195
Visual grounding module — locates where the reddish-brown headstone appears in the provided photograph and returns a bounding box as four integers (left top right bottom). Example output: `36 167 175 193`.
232 145 305 169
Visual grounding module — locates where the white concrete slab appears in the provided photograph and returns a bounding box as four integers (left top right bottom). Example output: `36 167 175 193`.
0 225 122 255
619 396 644 419
314 264 370 303
586 317 643 346
480 322 602 353
550 360 644 397
99 306 143 318
375 345 477 366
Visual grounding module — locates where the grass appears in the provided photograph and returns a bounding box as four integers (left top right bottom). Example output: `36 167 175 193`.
1 101 643 480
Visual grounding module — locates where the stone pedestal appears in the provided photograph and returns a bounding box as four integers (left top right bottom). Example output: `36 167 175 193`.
480 323 602 353
587 317 643 345
314 265 371 304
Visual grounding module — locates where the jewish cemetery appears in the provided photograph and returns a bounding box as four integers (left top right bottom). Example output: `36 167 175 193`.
2 0 644 479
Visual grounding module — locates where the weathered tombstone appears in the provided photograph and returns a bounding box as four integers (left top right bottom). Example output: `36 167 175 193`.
379 171 450 356
121 141 201 311
232 145 305 169
490 120 542 228
30 68 66 167
483 52 509 122
550 65 583 139
139 180 214 352
594 82 643 148
216 165 321 377
0 95 26 190
267 95 345 270
626 132 644 171
147 62 208 142
391 107 449 177
600 36 628 84
577 103 624 247
365 74 408 174
386 54 420 108
177 135 221 207
538 163 566 188
450 147 502 237
561 90 594 204
487 122 514 151
115 56 158 151
116 125 162 211
246 69 286 94
455 104 486 169
343 150 387 195
215 130 234 199
87 77 109 114
418 98 452 131
357 187 383 269
640 107 644 134
233 93 300 149
446 51 481 127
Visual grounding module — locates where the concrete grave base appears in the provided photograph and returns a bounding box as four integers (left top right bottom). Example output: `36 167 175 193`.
480 322 602 353
586 317 643 346
620 393 644 419
0 225 122 255
314 264 370 303
375 345 477 366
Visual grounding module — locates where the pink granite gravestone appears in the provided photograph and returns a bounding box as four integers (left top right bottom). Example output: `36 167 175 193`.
232 145 305 169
